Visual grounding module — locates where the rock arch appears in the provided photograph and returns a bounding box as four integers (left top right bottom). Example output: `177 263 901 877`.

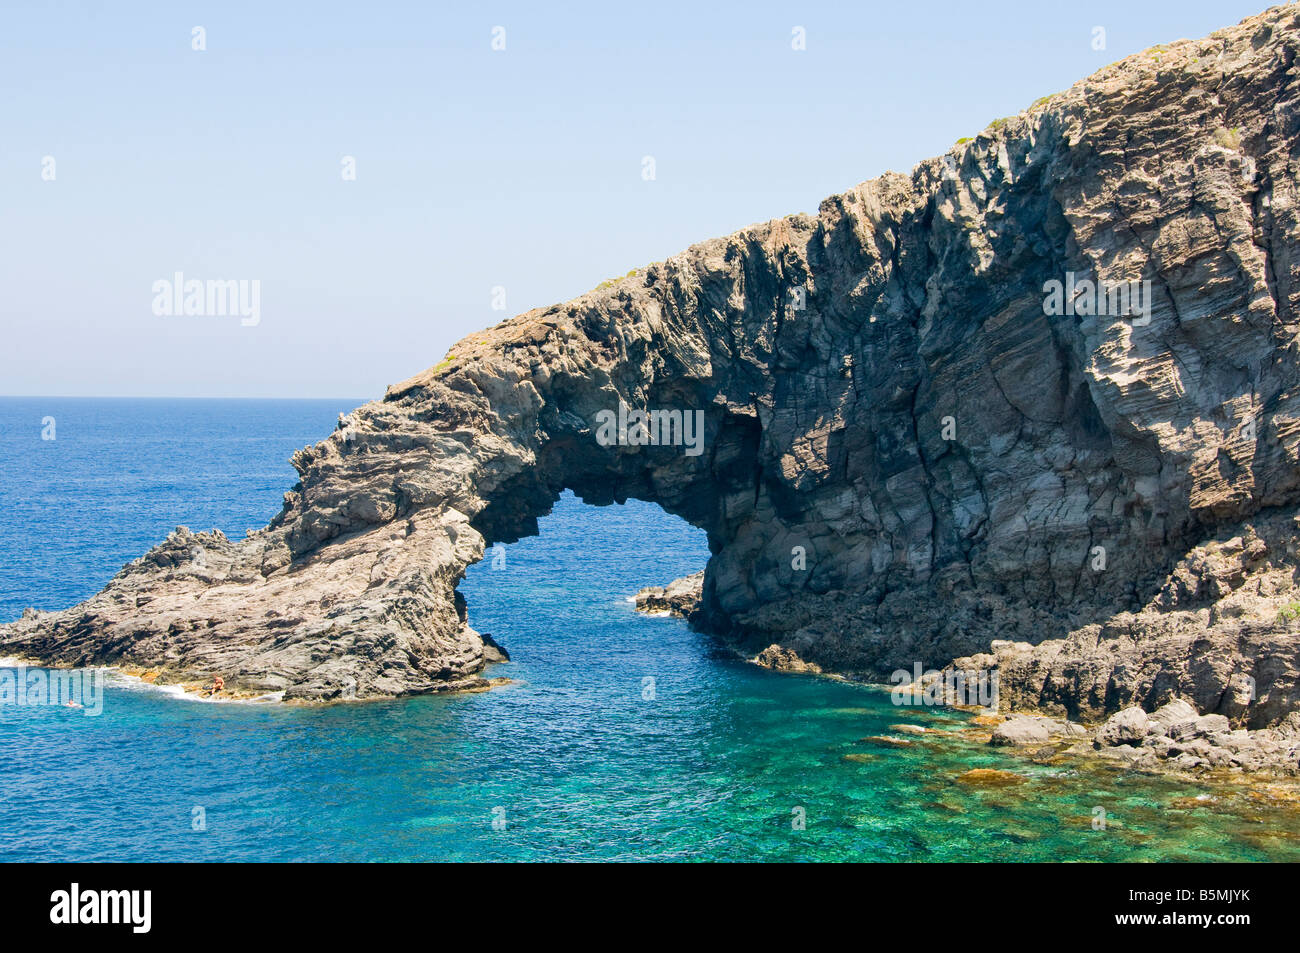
6 8 1300 720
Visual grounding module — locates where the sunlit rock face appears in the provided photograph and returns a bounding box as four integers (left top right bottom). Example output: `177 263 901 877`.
5 7 1300 721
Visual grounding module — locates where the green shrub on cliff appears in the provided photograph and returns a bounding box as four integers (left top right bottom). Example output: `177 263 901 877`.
1213 126 1242 150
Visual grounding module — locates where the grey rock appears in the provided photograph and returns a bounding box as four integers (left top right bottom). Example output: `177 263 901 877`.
3 4 1300 748
1149 699 1199 737
1095 707 1150 747
633 571 704 618
480 632 510 663
1195 714 1232 738
751 644 822 674
990 715 1052 746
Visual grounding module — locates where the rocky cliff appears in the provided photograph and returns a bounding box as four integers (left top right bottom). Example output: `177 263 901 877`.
6 7 1300 756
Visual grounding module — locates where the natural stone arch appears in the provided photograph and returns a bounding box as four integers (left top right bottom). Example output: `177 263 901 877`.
6 7 1300 725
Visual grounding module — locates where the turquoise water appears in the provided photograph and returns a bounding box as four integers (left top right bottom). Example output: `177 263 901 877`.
2 397 1299 862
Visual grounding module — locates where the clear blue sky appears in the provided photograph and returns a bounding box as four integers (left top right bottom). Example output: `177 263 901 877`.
0 0 1271 397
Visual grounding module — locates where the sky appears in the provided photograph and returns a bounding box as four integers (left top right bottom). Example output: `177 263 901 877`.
0 0 1273 398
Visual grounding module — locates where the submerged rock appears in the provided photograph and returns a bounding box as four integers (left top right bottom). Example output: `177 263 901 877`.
1028 745 1064 765
956 769 1027 788
889 724 933 735
859 735 913 748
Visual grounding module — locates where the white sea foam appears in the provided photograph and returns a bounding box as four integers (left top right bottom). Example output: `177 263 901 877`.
1 658 281 704
104 667 285 705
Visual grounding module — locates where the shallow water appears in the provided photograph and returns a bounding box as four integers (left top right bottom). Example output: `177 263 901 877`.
1 397 1298 862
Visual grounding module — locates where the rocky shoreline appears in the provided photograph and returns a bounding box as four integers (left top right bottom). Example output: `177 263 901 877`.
636 569 1300 777
974 705 1300 778
4 5 1300 781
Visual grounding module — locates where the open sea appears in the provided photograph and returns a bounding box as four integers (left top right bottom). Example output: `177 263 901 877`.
1 397 1298 862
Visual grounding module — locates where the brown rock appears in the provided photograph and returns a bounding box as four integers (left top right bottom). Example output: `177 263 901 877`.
957 769 1028 788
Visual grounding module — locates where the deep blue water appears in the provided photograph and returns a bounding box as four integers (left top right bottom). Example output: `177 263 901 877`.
2 398 1299 862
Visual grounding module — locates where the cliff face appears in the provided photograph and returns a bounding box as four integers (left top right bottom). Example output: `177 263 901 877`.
6 7 1300 726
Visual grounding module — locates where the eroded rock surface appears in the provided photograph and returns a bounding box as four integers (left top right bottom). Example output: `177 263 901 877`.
633 571 704 618
6 7 1300 729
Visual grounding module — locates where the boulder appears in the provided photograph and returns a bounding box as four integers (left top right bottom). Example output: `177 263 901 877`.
1095 707 1150 747
1195 714 1232 738
990 715 1052 746
1149 699 1198 737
